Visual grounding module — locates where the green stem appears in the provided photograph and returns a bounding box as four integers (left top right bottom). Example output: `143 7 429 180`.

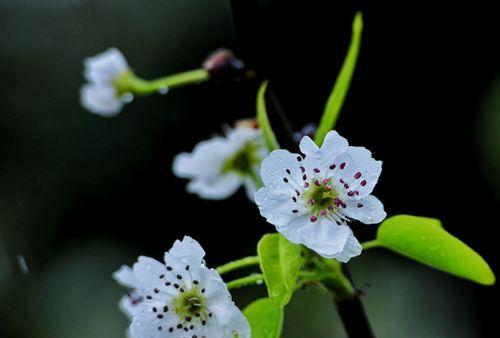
320 258 357 302
216 256 260 275
226 273 264 290
249 169 263 189
129 69 210 95
361 240 380 250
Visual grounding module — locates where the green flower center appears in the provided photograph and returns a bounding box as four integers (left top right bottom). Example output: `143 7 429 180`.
222 141 261 176
173 288 208 320
303 179 338 214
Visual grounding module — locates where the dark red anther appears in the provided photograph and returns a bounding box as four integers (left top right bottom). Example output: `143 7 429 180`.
314 180 321 186
357 203 363 208
361 180 367 187
329 164 336 170
310 215 318 222
354 172 362 179
340 162 346 169
313 168 320 173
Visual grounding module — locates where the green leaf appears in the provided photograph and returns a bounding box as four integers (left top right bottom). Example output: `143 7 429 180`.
243 298 284 338
314 12 363 145
256 81 280 152
376 214 495 285
257 234 303 306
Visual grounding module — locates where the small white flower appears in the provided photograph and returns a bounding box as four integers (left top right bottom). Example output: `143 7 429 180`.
173 124 268 201
114 236 250 338
80 48 131 117
254 131 386 262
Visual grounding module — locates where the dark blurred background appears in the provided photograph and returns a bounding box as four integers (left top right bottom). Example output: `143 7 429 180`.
0 0 498 337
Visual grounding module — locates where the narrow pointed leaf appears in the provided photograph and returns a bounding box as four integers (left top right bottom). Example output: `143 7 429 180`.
243 298 284 338
256 81 280 151
257 233 303 306
377 214 495 285
314 12 363 145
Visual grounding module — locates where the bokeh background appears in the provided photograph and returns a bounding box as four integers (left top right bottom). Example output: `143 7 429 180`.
0 0 499 337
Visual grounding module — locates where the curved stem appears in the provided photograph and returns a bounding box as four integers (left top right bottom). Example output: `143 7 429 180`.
216 256 260 275
129 69 210 95
226 273 264 290
362 239 380 250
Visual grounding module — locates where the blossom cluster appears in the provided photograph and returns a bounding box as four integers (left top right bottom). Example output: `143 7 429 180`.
84 48 388 337
114 236 250 338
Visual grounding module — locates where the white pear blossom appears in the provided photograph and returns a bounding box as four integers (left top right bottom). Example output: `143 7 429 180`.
254 131 386 262
114 236 250 338
80 48 131 117
173 123 268 201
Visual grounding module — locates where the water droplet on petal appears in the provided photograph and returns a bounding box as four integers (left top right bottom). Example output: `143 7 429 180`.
158 86 169 95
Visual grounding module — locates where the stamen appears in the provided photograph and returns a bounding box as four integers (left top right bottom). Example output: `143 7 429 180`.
340 162 346 169
354 172 362 179
313 168 320 173
361 180 367 186
329 164 336 170
310 215 318 222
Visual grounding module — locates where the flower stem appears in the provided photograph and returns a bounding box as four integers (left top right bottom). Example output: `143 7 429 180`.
129 69 209 95
362 239 380 250
226 273 264 290
216 256 260 275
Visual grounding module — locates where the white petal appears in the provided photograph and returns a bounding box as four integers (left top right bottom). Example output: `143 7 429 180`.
224 307 251 338
299 135 322 170
243 177 258 202
113 265 139 289
319 131 349 169
129 309 177 338
80 84 124 117
132 256 174 298
343 195 386 224
172 137 229 179
296 219 352 258
226 126 261 148
167 236 206 263
254 188 300 230
330 147 382 198
259 149 303 187
187 174 242 200
332 228 362 262
119 295 140 319
84 48 128 85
